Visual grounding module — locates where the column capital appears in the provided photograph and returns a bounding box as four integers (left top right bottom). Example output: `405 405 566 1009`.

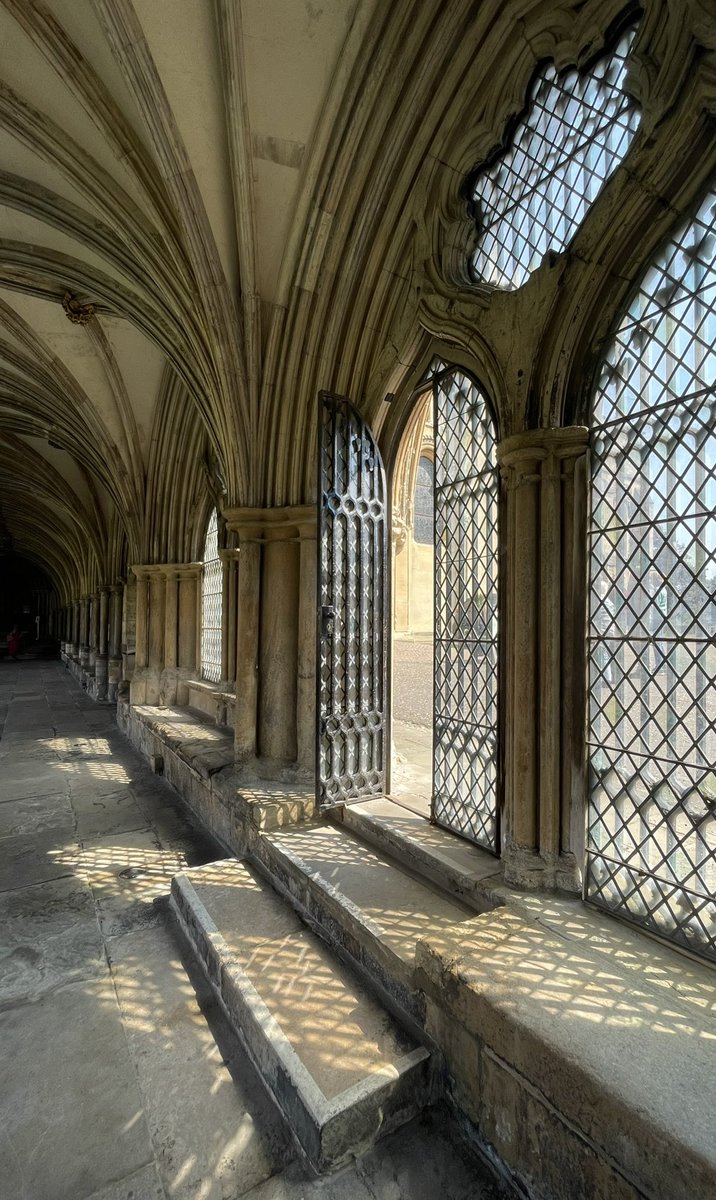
497 426 589 469
131 562 202 580
223 505 314 541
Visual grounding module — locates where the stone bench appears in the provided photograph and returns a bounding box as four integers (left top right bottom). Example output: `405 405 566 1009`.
415 893 716 1200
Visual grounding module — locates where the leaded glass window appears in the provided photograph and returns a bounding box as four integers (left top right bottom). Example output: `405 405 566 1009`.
586 188 716 962
470 27 640 289
200 509 222 683
432 368 500 851
414 455 434 544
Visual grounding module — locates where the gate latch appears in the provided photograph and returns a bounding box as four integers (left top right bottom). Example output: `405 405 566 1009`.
320 605 335 637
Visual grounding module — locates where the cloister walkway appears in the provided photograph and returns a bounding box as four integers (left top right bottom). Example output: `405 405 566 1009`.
0 660 509 1200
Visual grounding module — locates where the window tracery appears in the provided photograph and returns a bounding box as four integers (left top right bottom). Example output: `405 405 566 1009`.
469 26 640 289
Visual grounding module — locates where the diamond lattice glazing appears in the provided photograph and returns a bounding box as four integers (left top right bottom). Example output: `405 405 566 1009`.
586 188 716 962
432 369 499 850
470 28 640 290
201 509 223 684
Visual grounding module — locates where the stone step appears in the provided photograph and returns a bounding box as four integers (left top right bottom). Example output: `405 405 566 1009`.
254 820 478 1026
170 858 433 1172
329 797 505 913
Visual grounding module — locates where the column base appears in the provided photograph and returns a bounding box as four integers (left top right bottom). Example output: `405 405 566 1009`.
107 657 122 702
502 841 581 892
94 655 108 701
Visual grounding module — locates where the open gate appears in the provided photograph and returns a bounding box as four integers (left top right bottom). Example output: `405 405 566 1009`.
317 392 388 808
317 374 499 854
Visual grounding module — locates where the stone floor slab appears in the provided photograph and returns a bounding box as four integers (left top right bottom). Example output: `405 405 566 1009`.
0 828 78 892
71 788 149 839
0 873 105 1003
0 978 155 1200
268 823 475 963
0 757 71 801
85 1163 166 1200
0 791 74 838
79 829 187 937
110 923 291 1199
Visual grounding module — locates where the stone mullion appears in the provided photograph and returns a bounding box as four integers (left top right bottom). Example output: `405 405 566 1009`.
497 427 589 891
499 447 543 878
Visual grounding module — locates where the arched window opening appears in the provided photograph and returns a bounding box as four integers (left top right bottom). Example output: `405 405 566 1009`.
413 456 434 545
433 367 500 849
389 361 500 852
200 509 223 683
586 188 716 962
470 25 640 289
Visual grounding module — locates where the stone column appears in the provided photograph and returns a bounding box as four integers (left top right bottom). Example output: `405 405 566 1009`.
130 568 149 703
219 549 239 686
146 568 166 705
176 564 202 703
160 567 179 705
95 586 109 700
225 505 313 771
122 577 135 690
259 532 299 761
226 551 240 689
79 596 90 670
296 515 317 774
71 600 80 661
108 584 123 702
497 427 588 892
225 512 262 760
133 571 148 671
88 590 100 674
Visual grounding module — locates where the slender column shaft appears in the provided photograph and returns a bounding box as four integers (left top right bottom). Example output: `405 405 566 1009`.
134 572 149 670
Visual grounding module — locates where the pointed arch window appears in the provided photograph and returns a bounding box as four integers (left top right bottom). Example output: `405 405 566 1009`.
200 509 223 683
414 455 434 545
470 26 640 289
586 188 716 961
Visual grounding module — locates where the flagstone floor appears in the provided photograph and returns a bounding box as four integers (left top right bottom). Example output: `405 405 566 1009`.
0 659 512 1200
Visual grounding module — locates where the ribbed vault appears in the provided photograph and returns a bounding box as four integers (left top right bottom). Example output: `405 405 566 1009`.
0 0 714 597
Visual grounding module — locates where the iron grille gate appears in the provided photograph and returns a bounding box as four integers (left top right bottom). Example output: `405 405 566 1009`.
431 368 500 851
317 378 500 847
317 393 388 807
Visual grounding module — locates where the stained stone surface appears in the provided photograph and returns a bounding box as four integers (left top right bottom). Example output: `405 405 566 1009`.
0 661 514 1200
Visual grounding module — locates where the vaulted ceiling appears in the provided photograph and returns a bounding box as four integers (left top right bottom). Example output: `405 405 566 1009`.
1 0 713 601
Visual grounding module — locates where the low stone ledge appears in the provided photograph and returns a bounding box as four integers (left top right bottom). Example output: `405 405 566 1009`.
119 702 315 853
185 679 235 726
415 898 716 1200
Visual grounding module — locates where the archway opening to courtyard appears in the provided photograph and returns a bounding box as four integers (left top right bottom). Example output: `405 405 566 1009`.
390 388 434 816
